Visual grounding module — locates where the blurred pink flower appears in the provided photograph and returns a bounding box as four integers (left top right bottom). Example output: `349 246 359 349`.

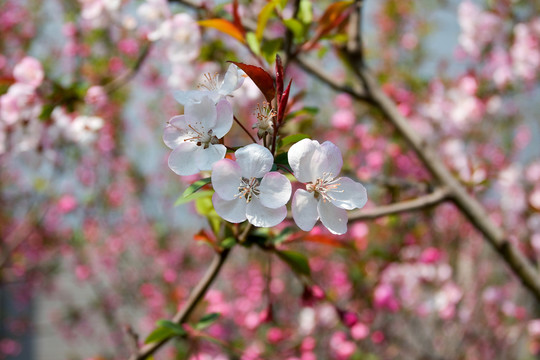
13 56 44 88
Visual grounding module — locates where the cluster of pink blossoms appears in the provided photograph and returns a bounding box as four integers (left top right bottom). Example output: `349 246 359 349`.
164 64 368 235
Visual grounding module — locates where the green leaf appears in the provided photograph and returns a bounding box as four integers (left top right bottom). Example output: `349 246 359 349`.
261 38 283 64
280 134 310 147
298 0 313 24
276 250 311 276
246 31 261 55
256 1 277 41
195 313 221 330
221 237 237 249
273 227 295 245
156 320 187 336
144 327 175 344
283 18 304 41
183 178 211 197
274 152 289 167
286 106 318 120
175 190 214 206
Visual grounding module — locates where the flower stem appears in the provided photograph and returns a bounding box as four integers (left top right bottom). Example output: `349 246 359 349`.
129 248 231 360
234 116 257 143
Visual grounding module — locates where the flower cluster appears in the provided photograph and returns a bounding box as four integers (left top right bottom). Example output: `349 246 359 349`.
164 63 367 234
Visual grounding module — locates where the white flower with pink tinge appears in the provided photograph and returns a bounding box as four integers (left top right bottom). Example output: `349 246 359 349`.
164 96 232 176
173 64 244 105
211 144 292 228
288 139 367 235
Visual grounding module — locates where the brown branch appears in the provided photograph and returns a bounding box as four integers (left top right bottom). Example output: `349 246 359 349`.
348 187 450 221
357 68 540 301
104 43 152 94
128 248 231 360
293 54 540 301
234 116 257 143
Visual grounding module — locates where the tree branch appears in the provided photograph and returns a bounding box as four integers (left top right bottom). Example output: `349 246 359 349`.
294 53 540 301
348 187 450 221
356 68 540 301
104 43 152 94
128 248 231 360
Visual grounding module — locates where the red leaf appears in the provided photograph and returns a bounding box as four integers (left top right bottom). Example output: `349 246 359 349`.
275 54 284 103
232 0 244 34
319 0 354 30
229 61 275 102
302 234 349 248
277 79 292 125
198 19 245 44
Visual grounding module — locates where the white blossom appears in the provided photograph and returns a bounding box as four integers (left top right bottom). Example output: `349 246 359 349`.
288 139 367 235
164 96 232 176
211 144 291 227
173 64 244 105
68 115 104 144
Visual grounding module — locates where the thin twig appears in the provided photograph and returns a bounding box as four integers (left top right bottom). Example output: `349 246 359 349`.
348 187 450 221
104 43 152 94
234 116 257 143
128 248 231 360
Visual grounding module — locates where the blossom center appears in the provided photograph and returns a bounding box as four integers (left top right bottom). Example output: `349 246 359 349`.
171 121 218 149
252 102 276 134
306 172 342 202
236 177 260 203
198 73 220 91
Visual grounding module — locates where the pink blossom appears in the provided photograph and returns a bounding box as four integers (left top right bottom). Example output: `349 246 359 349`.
331 109 355 130
511 23 540 81
13 56 44 88
58 195 78 213
0 83 42 126
85 86 108 107
351 322 369 340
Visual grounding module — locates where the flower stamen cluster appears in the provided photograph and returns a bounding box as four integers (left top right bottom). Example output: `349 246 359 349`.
183 124 218 148
198 73 220 91
253 102 276 138
306 172 343 202
236 177 261 203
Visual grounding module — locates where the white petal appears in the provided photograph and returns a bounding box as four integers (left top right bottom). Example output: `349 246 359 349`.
318 141 343 178
185 96 217 129
329 177 368 210
211 158 242 200
288 138 318 183
246 199 287 227
163 115 187 149
168 142 200 176
219 64 242 95
259 172 292 209
197 144 227 171
235 144 273 178
307 141 343 181
291 189 319 231
212 99 233 138
317 200 348 235
212 193 247 223
173 90 208 105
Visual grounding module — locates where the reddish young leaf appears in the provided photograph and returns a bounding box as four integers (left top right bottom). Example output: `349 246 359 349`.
232 0 244 34
302 234 350 248
319 0 354 29
229 61 276 102
275 54 284 103
301 0 354 51
198 19 245 44
277 79 292 125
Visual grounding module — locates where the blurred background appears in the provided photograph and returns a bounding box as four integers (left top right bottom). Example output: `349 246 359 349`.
2 0 540 359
